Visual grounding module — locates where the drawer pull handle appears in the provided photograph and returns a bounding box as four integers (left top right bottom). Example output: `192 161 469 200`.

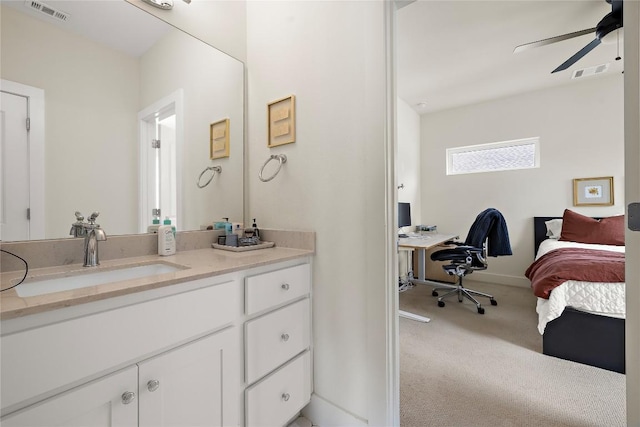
282 393 290 402
281 333 290 342
281 283 290 290
147 379 160 392
121 391 136 405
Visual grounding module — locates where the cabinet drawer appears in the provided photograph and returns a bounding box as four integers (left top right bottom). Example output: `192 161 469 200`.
245 351 311 427
245 298 310 384
245 264 310 315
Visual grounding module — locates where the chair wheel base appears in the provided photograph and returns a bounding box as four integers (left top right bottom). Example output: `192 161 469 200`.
432 291 438 297
437 301 445 308
477 306 485 314
490 299 497 306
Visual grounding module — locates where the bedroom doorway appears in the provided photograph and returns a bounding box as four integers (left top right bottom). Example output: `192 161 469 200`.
391 1 640 425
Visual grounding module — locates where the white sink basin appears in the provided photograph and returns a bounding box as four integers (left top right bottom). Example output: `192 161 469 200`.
15 263 185 297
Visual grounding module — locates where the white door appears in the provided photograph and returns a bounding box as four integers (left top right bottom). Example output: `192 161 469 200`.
138 90 183 233
0 91 30 241
138 328 239 427
1 366 138 427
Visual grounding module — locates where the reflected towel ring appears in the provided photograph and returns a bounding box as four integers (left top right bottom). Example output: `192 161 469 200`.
259 154 287 182
197 165 222 188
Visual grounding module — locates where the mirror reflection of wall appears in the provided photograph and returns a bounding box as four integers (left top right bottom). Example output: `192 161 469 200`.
0 1 244 241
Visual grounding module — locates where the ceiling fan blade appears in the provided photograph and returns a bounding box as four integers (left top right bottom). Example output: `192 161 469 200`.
513 28 596 53
551 37 602 73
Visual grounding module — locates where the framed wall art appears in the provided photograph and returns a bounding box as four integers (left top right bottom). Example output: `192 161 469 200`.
267 95 296 148
573 176 614 206
210 118 230 159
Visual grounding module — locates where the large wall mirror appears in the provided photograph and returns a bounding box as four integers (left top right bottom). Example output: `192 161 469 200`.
0 0 244 241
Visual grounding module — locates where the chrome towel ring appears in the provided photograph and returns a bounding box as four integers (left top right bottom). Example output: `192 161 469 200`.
197 165 222 188
259 154 287 182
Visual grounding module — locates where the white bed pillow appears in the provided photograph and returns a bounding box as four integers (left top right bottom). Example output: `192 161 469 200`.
545 219 563 239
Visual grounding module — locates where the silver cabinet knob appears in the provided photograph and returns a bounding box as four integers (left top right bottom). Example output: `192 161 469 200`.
121 391 136 405
281 283 290 290
282 393 290 402
147 379 160 392
281 333 290 342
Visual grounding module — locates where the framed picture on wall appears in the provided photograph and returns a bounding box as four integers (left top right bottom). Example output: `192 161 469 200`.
573 176 614 206
210 118 230 159
267 95 296 147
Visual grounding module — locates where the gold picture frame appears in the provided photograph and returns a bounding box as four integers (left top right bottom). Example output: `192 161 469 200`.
573 176 614 206
210 118 230 159
267 95 296 148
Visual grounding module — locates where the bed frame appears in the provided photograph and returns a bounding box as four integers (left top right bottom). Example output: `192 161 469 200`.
533 216 625 374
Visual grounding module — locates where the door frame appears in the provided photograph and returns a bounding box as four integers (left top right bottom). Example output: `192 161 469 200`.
137 90 184 233
0 79 45 240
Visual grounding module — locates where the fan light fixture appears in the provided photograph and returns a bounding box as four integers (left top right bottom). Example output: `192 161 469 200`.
514 0 623 74
141 0 173 10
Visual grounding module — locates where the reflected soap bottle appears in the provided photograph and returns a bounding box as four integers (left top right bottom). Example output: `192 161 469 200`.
158 217 176 256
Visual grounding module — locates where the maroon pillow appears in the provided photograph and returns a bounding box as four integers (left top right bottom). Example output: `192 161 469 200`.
559 209 625 246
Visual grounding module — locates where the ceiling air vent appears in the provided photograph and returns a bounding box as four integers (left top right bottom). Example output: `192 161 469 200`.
571 63 609 80
25 0 69 22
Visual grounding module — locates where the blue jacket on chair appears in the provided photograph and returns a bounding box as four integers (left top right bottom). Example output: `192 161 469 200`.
465 208 512 257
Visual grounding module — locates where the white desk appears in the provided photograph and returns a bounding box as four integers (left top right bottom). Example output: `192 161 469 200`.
398 233 458 322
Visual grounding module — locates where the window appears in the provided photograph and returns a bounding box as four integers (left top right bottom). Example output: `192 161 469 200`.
446 137 540 175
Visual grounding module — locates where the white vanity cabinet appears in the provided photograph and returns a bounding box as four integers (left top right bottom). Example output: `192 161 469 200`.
244 263 312 426
1 277 242 426
2 329 237 427
1 257 313 427
1 365 139 426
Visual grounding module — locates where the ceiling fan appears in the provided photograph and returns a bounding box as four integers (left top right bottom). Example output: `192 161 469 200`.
514 0 623 73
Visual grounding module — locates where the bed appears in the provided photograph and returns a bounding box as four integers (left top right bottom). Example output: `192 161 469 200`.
527 210 626 374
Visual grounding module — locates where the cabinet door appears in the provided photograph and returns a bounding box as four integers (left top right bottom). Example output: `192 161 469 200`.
138 327 240 427
1 366 137 427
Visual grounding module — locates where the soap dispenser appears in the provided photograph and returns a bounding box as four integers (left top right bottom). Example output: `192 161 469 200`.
252 218 260 241
147 217 161 234
158 217 176 256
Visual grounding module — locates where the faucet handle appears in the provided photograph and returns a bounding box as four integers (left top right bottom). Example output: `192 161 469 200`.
74 211 85 222
88 211 100 224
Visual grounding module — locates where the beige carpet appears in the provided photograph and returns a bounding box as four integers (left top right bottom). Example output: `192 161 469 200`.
399 280 626 427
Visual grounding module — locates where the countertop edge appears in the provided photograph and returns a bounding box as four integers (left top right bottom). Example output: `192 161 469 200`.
1 247 313 320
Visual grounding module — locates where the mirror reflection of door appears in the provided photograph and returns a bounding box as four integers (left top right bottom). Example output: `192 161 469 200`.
0 80 44 242
0 91 30 241
139 93 181 233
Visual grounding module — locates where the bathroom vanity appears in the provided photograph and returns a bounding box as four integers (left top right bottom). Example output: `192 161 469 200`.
0 235 314 427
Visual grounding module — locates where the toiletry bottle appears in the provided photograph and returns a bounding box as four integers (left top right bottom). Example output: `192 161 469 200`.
252 218 260 241
147 217 161 234
158 217 176 256
214 218 229 231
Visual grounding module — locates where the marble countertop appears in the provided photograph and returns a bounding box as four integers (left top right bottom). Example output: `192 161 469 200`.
0 246 313 320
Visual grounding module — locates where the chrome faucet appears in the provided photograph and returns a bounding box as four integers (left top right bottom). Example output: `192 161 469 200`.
70 211 107 267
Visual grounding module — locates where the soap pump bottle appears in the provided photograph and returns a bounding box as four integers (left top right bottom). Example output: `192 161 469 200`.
158 217 176 256
147 217 161 234
252 218 260 241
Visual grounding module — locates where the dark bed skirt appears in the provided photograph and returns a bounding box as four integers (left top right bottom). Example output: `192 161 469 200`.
543 307 625 374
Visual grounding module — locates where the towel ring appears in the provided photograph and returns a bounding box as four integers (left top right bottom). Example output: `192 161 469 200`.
259 154 287 182
197 165 222 188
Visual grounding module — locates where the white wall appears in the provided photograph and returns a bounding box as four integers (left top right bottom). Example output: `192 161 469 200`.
246 1 389 425
126 0 247 63
139 28 244 231
1 6 140 238
397 98 421 280
420 74 624 286
397 98 421 225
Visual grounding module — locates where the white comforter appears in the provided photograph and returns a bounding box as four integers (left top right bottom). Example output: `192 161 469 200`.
535 239 626 334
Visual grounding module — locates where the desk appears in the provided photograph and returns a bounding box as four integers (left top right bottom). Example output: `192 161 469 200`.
398 233 458 323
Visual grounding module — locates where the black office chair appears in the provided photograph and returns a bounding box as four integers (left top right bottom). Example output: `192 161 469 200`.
430 208 512 314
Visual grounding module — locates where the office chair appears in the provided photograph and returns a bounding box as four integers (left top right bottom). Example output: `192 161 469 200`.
429 208 512 314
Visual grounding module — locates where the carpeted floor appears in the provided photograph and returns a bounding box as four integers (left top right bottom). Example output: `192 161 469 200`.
399 280 626 427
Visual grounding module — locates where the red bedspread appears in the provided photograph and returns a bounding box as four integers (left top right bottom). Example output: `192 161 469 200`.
525 248 625 299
